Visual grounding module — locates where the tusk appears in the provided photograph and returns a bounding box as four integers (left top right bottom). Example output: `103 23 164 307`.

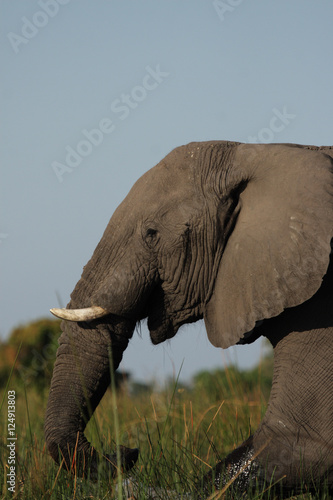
50 306 108 322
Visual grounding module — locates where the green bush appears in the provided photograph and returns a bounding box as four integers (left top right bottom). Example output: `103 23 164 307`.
0 319 61 390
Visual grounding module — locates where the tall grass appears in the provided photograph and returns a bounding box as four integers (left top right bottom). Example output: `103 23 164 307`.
0 362 330 499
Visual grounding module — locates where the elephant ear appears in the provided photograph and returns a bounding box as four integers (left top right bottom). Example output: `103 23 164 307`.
204 144 333 349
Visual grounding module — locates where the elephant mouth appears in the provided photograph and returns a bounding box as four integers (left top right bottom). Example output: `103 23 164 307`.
138 284 177 344
147 312 177 345
145 284 202 345
148 309 202 345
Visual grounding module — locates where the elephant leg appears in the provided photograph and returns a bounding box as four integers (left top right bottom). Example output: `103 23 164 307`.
201 328 333 497
44 318 138 477
252 328 333 493
199 436 263 496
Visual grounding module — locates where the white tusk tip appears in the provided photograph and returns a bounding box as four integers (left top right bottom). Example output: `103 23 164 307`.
49 306 108 322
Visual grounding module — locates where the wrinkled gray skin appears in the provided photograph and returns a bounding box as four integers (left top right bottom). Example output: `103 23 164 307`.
45 142 333 494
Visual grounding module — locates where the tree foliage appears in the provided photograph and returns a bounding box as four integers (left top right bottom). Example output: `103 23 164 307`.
0 318 61 390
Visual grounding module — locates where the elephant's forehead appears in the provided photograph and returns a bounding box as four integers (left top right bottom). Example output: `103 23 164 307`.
130 161 195 206
112 160 198 226
140 160 194 192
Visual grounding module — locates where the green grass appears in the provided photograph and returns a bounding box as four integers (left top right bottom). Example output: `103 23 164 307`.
0 365 331 499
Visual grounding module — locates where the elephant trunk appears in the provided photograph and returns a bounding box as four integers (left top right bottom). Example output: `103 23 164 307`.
44 315 137 476
45 198 151 474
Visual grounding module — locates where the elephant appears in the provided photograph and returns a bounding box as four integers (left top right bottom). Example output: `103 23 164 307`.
45 141 333 496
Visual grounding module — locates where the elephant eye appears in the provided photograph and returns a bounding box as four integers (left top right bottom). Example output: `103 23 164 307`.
144 227 159 248
146 228 157 238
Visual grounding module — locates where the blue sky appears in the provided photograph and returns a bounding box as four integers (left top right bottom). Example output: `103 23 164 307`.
1 0 332 383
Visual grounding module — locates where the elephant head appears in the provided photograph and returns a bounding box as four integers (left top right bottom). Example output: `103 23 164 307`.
45 142 333 488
